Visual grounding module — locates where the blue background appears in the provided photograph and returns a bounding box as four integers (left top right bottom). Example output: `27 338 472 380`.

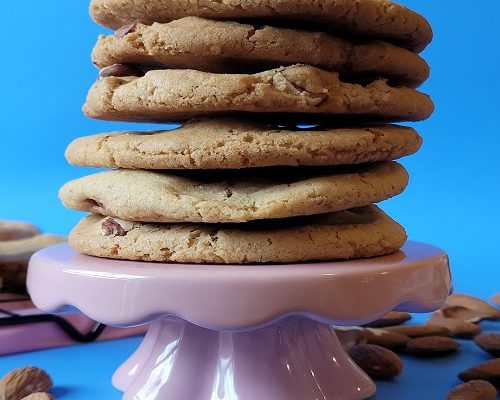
0 1 499 399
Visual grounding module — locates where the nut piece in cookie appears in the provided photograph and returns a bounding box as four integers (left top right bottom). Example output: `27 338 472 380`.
101 218 133 237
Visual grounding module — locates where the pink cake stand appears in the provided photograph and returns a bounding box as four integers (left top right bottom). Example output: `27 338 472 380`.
27 241 451 400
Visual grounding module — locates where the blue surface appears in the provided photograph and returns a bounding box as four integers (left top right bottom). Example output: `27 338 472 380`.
0 320 498 399
0 1 499 399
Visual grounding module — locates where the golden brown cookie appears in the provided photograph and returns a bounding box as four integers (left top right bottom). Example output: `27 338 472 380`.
65 118 422 169
0 235 66 292
0 221 41 241
89 0 432 52
69 205 407 263
59 161 408 223
83 65 434 123
92 17 429 87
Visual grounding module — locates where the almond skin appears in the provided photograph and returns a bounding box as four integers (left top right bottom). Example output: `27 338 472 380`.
382 324 451 338
406 336 459 356
446 380 497 400
348 344 403 379
474 333 500 357
334 328 366 351
363 328 410 349
491 293 500 306
458 358 500 386
0 367 52 400
364 311 411 328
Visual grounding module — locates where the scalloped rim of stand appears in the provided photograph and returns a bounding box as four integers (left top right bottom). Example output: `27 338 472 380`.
28 241 451 331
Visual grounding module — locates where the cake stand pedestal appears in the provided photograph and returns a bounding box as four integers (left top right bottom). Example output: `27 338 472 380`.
28 241 451 400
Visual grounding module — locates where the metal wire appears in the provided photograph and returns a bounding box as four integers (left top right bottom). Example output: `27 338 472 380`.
0 294 107 343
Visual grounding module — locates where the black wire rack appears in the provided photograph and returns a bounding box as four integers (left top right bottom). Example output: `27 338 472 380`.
0 294 107 343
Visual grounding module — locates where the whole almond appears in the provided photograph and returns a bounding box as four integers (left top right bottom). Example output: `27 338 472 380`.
446 380 497 400
348 344 403 379
363 328 410 349
458 358 500 386
491 293 500 306
427 310 482 338
334 328 366 351
382 324 451 338
364 311 411 328
406 336 459 356
474 334 500 357
446 294 500 321
22 393 55 400
0 367 52 400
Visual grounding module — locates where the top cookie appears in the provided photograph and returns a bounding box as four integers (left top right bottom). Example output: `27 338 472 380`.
92 17 430 87
89 0 432 52
84 65 434 123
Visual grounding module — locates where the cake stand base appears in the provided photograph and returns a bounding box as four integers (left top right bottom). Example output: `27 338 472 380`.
28 242 451 400
113 317 375 400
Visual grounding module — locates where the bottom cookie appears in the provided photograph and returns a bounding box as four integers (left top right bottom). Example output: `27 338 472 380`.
69 205 406 264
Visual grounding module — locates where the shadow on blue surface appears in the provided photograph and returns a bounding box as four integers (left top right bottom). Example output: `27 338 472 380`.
0 321 498 399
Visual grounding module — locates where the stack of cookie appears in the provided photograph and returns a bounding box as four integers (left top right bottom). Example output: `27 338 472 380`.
60 0 433 264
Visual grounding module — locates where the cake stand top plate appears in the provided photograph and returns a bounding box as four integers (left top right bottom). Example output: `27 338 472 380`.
28 241 451 331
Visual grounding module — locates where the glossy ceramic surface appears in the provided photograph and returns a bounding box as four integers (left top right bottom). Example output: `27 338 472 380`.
27 241 451 400
27 242 451 331
112 317 375 400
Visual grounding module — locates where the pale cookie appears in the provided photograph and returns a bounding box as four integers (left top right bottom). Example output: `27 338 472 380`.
0 221 41 241
0 235 66 292
89 0 432 52
59 161 408 223
69 205 407 263
92 17 430 87
83 65 434 122
65 118 422 169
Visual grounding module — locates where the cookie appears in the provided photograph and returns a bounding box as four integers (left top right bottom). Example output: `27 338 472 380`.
0 221 41 241
65 118 422 169
0 235 66 292
69 205 407 263
83 65 434 123
92 17 429 87
89 0 432 52
59 161 407 224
